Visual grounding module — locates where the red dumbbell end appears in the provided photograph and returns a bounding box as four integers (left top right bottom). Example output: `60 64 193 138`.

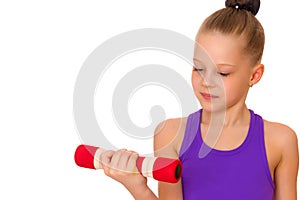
74 144 98 169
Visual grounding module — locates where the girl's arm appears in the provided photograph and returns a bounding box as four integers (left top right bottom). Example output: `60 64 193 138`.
100 117 185 200
154 118 185 200
270 124 299 200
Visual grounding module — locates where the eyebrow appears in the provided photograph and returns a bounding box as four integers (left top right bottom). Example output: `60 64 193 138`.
193 59 237 73
193 58 207 66
193 58 236 68
216 63 236 68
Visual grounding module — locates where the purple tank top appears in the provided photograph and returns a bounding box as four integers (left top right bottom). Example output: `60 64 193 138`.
179 109 274 200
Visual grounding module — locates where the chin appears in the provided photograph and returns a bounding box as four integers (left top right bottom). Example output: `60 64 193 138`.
198 99 227 113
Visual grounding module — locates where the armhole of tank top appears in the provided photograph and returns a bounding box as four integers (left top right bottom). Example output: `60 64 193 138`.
260 117 275 189
179 110 200 159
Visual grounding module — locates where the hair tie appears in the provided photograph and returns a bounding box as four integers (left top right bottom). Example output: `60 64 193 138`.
230 3 256 15
225 0 260 16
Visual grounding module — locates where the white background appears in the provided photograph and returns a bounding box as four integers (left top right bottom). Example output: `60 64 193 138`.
1 0 300 199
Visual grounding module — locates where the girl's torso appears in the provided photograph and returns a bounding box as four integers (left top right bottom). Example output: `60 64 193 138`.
169 109 277 199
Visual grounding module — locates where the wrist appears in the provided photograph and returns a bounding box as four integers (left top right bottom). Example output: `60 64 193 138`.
125 183 157 200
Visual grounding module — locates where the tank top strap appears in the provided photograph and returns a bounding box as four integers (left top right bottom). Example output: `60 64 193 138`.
179 109 201 158
250 110 275 188
250 109 263 137
248 109 265 150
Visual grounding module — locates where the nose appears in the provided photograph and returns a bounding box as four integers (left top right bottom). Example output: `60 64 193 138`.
201 70 217 88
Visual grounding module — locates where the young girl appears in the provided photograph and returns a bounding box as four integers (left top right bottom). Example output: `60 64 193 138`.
99 0 299 199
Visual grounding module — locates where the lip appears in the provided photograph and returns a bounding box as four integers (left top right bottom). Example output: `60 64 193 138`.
200 92 219 100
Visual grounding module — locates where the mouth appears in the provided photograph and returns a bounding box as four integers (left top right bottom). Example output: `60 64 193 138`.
200 92 219 100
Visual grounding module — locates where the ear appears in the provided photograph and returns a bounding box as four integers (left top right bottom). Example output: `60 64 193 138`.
249 64 264 87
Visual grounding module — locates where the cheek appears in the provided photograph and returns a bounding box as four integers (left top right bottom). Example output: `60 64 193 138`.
223 77 248 100
191 71 201 90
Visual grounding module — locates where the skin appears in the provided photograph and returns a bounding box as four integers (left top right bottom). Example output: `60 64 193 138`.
100 31 299 200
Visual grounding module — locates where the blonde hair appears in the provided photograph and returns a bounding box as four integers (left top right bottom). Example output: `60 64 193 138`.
198 0 265 64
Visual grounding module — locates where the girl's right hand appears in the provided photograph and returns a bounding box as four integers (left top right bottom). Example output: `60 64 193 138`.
100 149 148 193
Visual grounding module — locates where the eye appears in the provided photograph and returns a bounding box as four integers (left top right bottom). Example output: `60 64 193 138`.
193 67 205 72
218 72 230 77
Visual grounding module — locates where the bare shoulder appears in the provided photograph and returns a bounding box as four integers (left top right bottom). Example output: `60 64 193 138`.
264 120 298 149
264 120 298 170
154 117 187 158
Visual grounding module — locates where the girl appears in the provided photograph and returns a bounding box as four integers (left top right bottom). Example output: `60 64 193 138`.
100 0 299 199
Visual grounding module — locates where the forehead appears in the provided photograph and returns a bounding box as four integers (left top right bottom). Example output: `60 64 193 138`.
194 32 248 65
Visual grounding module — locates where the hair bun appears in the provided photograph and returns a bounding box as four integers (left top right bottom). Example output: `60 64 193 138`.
225 0 260 15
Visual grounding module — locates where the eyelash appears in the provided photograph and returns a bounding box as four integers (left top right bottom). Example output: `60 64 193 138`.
218 72 230 77
193 68 204 72
193 68 230 77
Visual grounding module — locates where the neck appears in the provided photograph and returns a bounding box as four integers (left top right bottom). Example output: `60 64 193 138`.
201 104 250 127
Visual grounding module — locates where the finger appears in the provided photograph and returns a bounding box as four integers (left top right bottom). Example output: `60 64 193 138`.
110 149 124 170
117 150 132 172
100 150 114 168
127 152 139 174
